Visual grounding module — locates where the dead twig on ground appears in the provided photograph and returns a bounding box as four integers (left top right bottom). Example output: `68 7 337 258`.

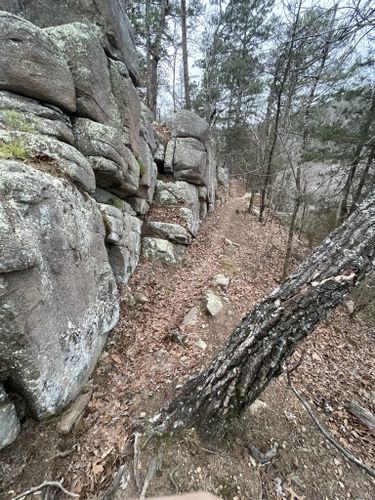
285 371 375 479
347 401 375 436
12 481 79 500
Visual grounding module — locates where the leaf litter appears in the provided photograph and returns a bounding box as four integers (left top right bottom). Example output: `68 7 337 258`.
1 182 374 499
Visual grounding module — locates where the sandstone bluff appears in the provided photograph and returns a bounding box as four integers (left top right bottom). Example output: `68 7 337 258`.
0 1 229 449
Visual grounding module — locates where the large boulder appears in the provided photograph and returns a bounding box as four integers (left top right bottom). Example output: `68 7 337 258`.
73 118 139 196
142 237 186 265
0 161 118 418
47 23 119 126
3 0 141 84
0 91 74 144
172 137 207 185
154 180 199 208
167 110 209 142
0 129 96 193
0 386 20 450
0 11 76 112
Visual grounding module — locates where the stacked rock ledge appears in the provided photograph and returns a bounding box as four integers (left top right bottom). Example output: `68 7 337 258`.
0 3 227 449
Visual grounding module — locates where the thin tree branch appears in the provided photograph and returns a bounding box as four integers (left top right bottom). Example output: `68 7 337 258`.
12 481 79 500
285 372 375 479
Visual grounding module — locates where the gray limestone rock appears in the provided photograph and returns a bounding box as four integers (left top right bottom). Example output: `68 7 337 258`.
136 137 157 203
0 91 74 144
179 207 200 237
0 129 96 193
172 137 207 185
167 110 209 142
140 102 156 153
0 386 21 450
94 188 136 215
164 138 175 175
47 23 119 126
4 0 141 85
211 274 230 288
109 59 140 156
0 11 76 112
183 306 199 327
107 213 142 284
126 196 150 215
203 289 223 316
0 161 119 419
142 237 186 265
73 118 139 196
217 166 229 190
144 221 192 245
154 180 199 208
98 204 124 243
154 132 166 168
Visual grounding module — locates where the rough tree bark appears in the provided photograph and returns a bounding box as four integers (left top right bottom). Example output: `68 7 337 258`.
152 193 375 441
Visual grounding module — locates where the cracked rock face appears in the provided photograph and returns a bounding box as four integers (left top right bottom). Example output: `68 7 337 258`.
0 11 76 112
3 0 141 85
47 22 120 127
0 161 119 419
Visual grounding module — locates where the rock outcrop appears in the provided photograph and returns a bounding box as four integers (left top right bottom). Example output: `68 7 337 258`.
141 111 217 264
0 4 227 449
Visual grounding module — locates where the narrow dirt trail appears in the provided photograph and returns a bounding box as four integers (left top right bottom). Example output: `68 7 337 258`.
1 183 374 499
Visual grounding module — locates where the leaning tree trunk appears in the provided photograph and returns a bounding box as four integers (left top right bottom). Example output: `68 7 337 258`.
152 193 375 442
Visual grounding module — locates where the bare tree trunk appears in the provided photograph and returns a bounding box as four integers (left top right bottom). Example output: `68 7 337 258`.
152 193 375 442
259 0 303 223
339 89 375 222
349 142 375 214
149 56 159 117
298 188 307 240
248 189 255 213
145 0 152 112
282 20 334 279
145 0 168 118
281 168 302 279
181 0 191 110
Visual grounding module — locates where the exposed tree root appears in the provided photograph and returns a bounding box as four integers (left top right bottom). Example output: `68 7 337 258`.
12 481 79 500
